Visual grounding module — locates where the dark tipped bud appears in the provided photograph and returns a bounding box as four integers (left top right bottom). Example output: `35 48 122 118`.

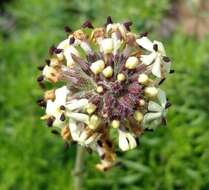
60 113 66 121
64 26 72 33
37 98 46 108
105 16 113 26
82 20 94 29
140 32 148 37
49 45 56 55
51 130 60 135
54 48 63 54
37 75 44 82
60 105 66 110
153 44 158 51
163 56 170 62
97 140 103 147
123 21 132 31
170 69 175 74
165 101 172 109
37 65 45 71
47 117 55 127
159 78 166 85
45 59 51 66
69 37 75 45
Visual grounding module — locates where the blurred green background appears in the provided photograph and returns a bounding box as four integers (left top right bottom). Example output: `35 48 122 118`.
0 0 209 190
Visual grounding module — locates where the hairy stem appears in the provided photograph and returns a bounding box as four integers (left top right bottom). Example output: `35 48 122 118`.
73 145 85 190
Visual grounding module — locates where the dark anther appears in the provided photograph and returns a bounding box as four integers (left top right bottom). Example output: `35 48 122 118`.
45 59 51 66
49 45 56 55
69 36 75 45
37 98 46 108
170 69 175 74
140 32 148 37
82 20 94 29
54 48 63 54
105 16 113 26
37 65 45 71
51 130 60 135
159 78 166 85
60 113 66 121
37 75 44 82
97 140 103 147
163 56 170 62
123 21 133 31
100 154 106 160
60 105 66 110
47 117 54 127
64 26 72 33
165 101 172 109
153 44 158 51
105 140 113 148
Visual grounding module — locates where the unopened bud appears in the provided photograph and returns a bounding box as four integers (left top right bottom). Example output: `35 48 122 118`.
125 56 139 69
100 38 113 54
89 115 101 130
102 66 113 78
144 87 158 98
117 73 126 81
44 89 55 100
96 86 103 93
138 74 149 84
90 60 105 74
111 120 120 128
134 111 143 122
86 103 97 114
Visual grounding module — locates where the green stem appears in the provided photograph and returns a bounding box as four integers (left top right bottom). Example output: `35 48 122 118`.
73 145 85 190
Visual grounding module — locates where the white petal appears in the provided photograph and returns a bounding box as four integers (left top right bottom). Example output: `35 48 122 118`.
140 52 156 65
153 40 166 56
157 89 167 107
85 134 100 145
148 101 162 112
57 39 69 50
136 37 154 52
143 112 161 123
126 133 137 150
55 86 69 105
80 42 92 54
78 130 88 143
163 61 171 75
46 100 57 116
69 121 82 141
66 113 89 124
118 130 130 151
64 46 80 66
152 56 162 78
66 99 88 111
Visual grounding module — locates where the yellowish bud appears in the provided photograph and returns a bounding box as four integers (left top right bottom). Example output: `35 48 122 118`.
117 73 126 81
89 115 101 130
96 86 103 93
111 120 120 128
144 87 158 98
134 111 143 122
125 56 139 69
102 66 113 78
86 103 97 114
138 74 149 84
100 38 113 54
139 99 145 106
90 60 105 74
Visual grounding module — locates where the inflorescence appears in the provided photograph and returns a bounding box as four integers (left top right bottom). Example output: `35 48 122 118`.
37 17 173 171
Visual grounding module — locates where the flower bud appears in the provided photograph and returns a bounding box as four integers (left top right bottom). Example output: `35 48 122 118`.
100 38 113 54
102 66 113 78
117 73 126 81
90 60 105 74
125 56 139 69
44 89 55 100
139 99 145 106
86 103 97 114
89 115 101 130
138 74 149 85
111 120 120 128
144 87 158 98
134 111 143 122
96 86 103 93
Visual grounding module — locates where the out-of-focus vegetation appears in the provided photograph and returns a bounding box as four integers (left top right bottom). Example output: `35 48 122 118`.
0 0 209 190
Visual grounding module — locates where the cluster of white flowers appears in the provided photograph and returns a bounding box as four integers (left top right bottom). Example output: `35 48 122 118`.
37 17 173 171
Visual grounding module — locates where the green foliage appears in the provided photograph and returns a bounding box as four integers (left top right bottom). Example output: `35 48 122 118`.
0 0 208 190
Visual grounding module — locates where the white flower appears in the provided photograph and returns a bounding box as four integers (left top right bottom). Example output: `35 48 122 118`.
45 86 69 127
118 128 137 151
136 36 171 78
143 89 167 127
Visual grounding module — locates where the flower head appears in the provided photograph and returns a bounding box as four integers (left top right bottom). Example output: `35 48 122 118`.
37 17 173 171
